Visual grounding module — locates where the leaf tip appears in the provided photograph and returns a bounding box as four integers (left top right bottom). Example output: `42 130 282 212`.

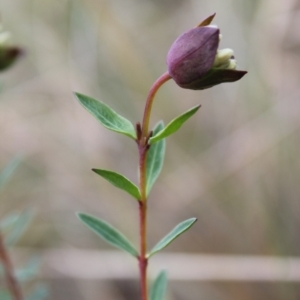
76 212 86 220
73 91 81 98
189 217 198 225
157 120 165 127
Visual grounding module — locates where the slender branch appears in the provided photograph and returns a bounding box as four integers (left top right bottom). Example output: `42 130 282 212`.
141 72 171 138
0 231 24 300
138 144 148 300
138 200 148 300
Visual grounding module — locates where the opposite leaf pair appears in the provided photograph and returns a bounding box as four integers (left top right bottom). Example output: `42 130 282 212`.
78 213 197 259
75 93 200 145
78 213 195 300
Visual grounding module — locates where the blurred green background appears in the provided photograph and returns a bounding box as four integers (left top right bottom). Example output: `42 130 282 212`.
1 0 300 299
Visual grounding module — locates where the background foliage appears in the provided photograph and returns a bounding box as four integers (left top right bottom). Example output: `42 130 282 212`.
0 0 300 299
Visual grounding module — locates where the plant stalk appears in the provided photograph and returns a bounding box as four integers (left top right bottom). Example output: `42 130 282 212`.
138 200 148 300
0 231 24 300
138 143 148 300
138 72 171 300
141 72 171 137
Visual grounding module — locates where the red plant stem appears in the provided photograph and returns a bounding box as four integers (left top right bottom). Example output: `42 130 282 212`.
0 231 24 300
138 143 148 300
138 200 147 300
141 72 172 137
138 72 171 300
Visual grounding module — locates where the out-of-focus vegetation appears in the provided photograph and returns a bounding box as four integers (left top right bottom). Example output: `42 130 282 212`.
0 0 300 299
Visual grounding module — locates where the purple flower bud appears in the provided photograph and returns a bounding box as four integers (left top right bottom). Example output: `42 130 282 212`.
0 26 23 71
0 47 23 71
166 14 247 90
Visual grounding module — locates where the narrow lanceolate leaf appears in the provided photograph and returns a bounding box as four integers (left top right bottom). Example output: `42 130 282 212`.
78 213 138 257
149 270 168 300
0 157 21 191
75 92 136 139
148 218 197 258
5 210 34 246
0 213 19 230
16 257 40 282
92 169 141 200
149 105 200 144
146 121 165 196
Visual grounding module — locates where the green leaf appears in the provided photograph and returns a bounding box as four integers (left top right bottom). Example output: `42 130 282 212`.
148 218 197 258
75 92 136 139
146 121 165 196
16 257 40 282
0 256 40 283
0 157 21 191
149 105 200 144
26 284 48 300
92 169 140 200
5 210 34 246
78 213 138 257
0 213 19 230
149 270 168 300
